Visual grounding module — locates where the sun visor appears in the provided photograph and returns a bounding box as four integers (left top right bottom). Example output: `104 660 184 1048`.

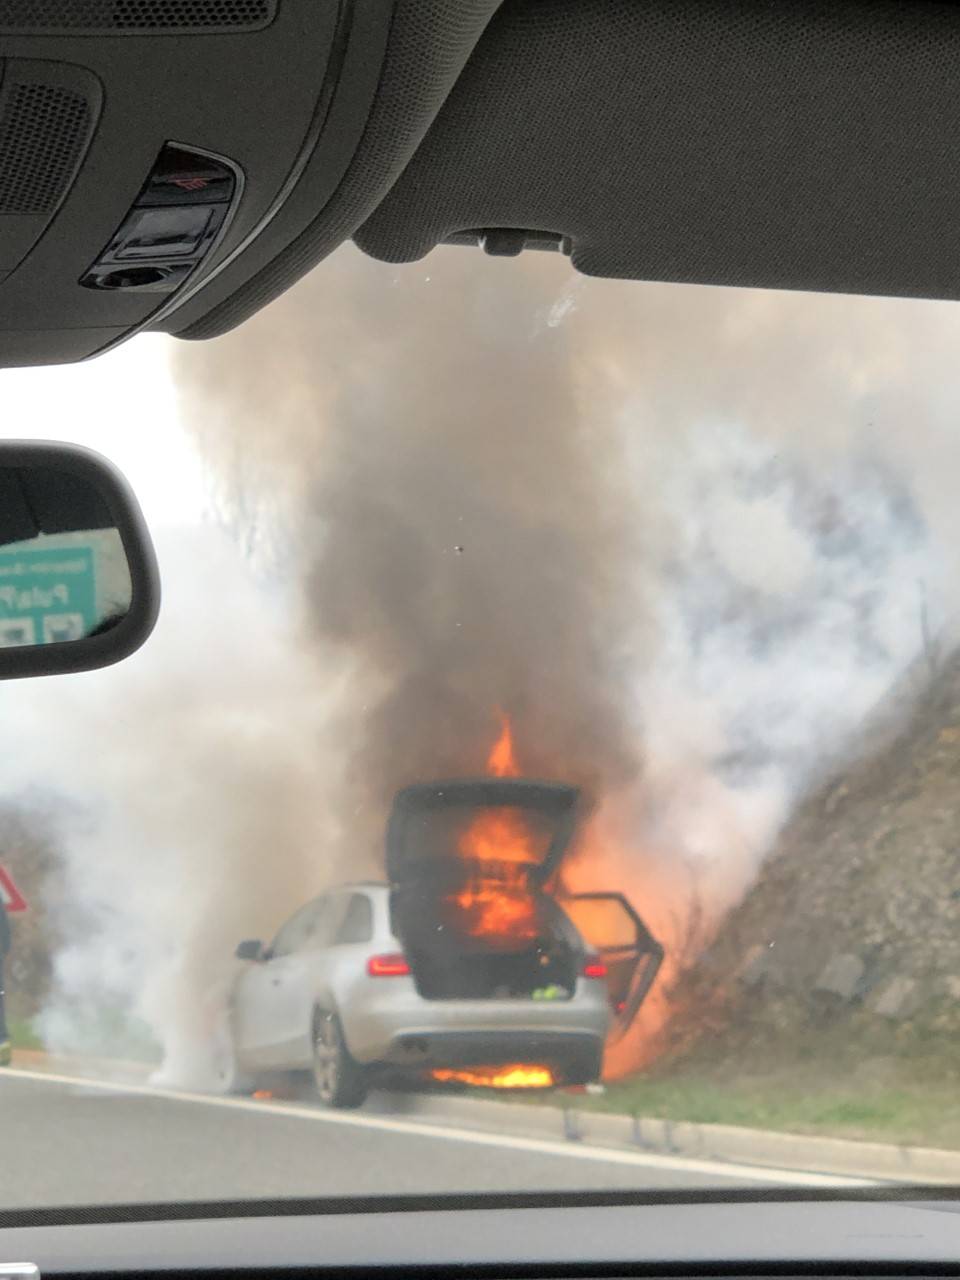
355 0 960 303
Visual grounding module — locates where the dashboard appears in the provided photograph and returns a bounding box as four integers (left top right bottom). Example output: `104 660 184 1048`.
2 1197 960 1275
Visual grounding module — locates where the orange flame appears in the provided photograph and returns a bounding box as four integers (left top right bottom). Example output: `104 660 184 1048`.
450 713 541 944
431 1064 554 1089
561 826 680 1079
447 714 678 1081
487 711 520 777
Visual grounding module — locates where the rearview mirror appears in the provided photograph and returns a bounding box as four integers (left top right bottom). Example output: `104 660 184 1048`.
0 441 159 679
235 939 264 962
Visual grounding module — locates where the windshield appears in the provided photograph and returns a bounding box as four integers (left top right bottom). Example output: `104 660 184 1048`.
3 244 960 1209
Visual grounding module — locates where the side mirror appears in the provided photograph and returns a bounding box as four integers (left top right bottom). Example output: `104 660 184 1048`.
235 939 264 962
0 441 159 679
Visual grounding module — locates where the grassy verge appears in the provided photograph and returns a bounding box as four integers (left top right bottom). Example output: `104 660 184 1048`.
566 1071 960 1149
7 1016 43 1050
492 1018 960 1150
5 1010 159 1062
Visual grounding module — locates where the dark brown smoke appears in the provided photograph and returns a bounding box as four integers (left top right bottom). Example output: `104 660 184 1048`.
174 246 648 849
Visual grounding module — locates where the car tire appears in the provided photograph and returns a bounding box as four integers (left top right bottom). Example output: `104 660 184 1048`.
312 1007 367 1108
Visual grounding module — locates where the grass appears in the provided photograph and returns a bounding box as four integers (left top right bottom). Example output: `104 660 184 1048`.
7 1016 43 1050
541 1019 960 1149
485 1016 960 1150
465 1068 960 1149
5 1008 159 1062
565 1072 960 1149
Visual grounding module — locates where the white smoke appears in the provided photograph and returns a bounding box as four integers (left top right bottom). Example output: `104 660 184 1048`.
1 523 358 1085
618 427 941 919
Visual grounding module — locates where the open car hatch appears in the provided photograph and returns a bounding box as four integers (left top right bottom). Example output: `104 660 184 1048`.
386 778 663 1029
386 779 580 888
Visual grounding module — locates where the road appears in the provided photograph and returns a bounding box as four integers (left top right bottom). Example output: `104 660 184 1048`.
0 1064 856 1208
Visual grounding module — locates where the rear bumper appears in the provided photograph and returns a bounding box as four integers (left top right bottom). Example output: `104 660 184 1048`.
376 1028 604 1084
340 980 609 1083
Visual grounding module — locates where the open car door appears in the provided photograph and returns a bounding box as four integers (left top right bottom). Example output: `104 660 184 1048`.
561 892 664 1038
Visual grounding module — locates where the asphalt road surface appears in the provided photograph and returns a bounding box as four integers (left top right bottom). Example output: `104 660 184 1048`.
0 1065 852 1208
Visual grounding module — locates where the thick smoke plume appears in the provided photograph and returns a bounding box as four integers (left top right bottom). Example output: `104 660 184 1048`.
179 251 650 831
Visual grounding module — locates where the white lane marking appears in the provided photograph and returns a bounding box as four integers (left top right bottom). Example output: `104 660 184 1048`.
1 1065 869 1188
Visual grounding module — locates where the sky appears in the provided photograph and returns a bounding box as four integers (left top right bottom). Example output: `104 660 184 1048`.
0 334 208 531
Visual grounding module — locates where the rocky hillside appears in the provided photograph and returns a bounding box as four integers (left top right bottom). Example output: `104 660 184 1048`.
667 650 960 1072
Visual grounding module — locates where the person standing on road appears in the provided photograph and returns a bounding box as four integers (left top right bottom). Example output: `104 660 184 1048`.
0 895 11 1065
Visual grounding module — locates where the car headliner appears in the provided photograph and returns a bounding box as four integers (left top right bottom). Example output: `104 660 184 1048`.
0 0 955 366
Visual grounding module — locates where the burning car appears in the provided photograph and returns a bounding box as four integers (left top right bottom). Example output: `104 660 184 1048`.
225 769 663 1108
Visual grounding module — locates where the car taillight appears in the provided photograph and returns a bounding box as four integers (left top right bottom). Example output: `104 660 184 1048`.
582 956 607 979
367 952 411 977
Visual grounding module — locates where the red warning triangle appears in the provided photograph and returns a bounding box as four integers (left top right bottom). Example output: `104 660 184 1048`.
0 865 27 912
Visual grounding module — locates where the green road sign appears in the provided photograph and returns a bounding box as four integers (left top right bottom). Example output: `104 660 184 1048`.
0 545 97 646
